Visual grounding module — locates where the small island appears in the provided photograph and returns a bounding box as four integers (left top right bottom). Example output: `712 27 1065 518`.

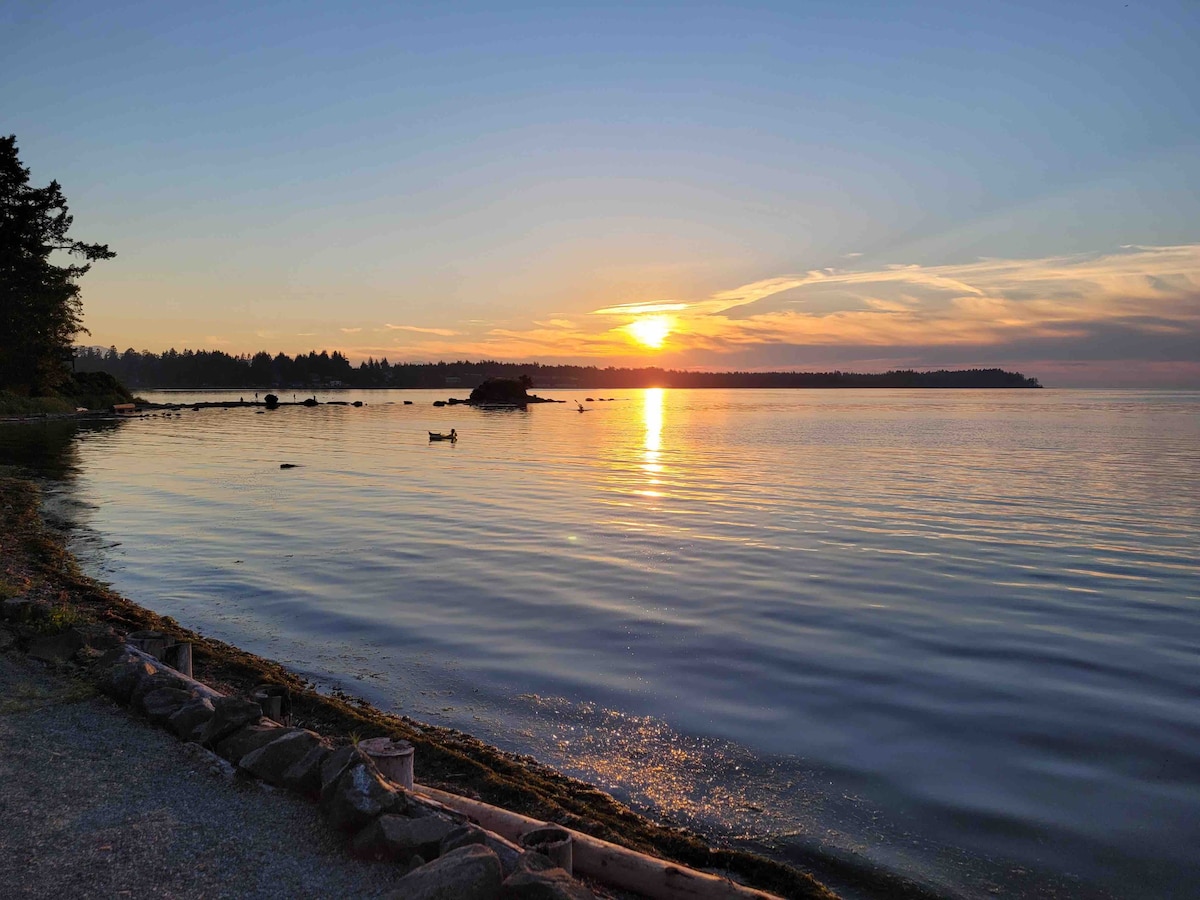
437 376 564 408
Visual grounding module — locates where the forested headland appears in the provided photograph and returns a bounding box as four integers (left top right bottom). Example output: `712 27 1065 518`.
75 346 1042 390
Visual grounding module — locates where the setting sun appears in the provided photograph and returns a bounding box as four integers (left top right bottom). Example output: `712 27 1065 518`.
627 315 673 349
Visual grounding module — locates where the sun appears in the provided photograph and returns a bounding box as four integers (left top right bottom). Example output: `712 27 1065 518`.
627 315 673 349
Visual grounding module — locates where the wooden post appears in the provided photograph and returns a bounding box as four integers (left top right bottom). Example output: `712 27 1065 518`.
127 630 170 660
358 738 415 790
164 642 193 677
251 685 290 725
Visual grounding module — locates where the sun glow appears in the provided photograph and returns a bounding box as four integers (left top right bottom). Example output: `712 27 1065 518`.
627 315 673 349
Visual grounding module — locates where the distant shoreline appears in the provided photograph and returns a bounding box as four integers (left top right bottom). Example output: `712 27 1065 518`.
72 348 1042 391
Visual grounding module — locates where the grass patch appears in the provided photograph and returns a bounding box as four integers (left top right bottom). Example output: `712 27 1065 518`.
0 392 77 416
0 678 97 715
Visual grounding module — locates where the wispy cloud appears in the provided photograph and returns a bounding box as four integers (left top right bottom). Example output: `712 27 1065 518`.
383 324 460 336
591 301 691 316
340 327 362 333
327 245 1198 385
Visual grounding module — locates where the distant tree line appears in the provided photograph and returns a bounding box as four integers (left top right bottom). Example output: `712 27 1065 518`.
74 346 1042 389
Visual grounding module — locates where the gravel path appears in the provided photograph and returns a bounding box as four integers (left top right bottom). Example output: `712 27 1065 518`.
0 650 401 899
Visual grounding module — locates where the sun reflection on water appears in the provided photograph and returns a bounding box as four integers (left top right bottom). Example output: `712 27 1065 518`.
641 388 664 497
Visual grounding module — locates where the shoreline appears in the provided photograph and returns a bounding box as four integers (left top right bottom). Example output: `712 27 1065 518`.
0 471 850 900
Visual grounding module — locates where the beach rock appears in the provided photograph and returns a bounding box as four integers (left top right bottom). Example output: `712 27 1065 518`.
279 742 332 797
130 671 187 709
140 686 198 725
215 723 293 765
385 845 502 900
351 812 460 862
321 746 405 831
26 628 85 663
441 824 488 853
325 763 404 832
501 867 596 900
167 697 216 740
514 852 556 875
486 835 524 877
102 653 157 704
320 745 368 801
442 826 522 876
239 729 326 786
199 696 263 747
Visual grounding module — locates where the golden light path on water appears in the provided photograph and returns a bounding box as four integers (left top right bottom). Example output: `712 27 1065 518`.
640 387 664 498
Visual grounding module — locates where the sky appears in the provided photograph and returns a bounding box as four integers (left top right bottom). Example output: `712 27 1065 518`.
3 0 1198 386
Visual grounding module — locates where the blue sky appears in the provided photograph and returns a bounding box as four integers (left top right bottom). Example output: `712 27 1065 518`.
4 0 1198 384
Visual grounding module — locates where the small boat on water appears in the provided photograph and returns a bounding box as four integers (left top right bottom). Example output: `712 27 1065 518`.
429 429 458 442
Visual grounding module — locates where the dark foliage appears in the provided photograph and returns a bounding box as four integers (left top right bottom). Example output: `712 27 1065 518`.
75 345 1042 390
1 135 115 394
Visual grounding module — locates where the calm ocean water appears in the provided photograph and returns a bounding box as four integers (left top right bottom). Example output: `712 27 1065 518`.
4 388 1197 898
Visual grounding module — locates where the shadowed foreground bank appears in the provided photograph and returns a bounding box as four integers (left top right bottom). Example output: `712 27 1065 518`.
0 474 855 900
0 651 402 899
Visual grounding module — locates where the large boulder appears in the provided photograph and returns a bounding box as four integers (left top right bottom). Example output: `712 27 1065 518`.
238 730 327 786
129 671 187 709
279 742 332 797
442 826 523 877
351 812 460 862
199 696 263 747
501 868 597 900
140 687 198 725
167 697 216 741
320 746 405 831
102 653 157 704
385 845 503 900
215 723 294 765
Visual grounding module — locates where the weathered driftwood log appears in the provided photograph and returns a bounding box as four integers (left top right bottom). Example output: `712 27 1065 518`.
123 645 224 702
414 784 783 900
